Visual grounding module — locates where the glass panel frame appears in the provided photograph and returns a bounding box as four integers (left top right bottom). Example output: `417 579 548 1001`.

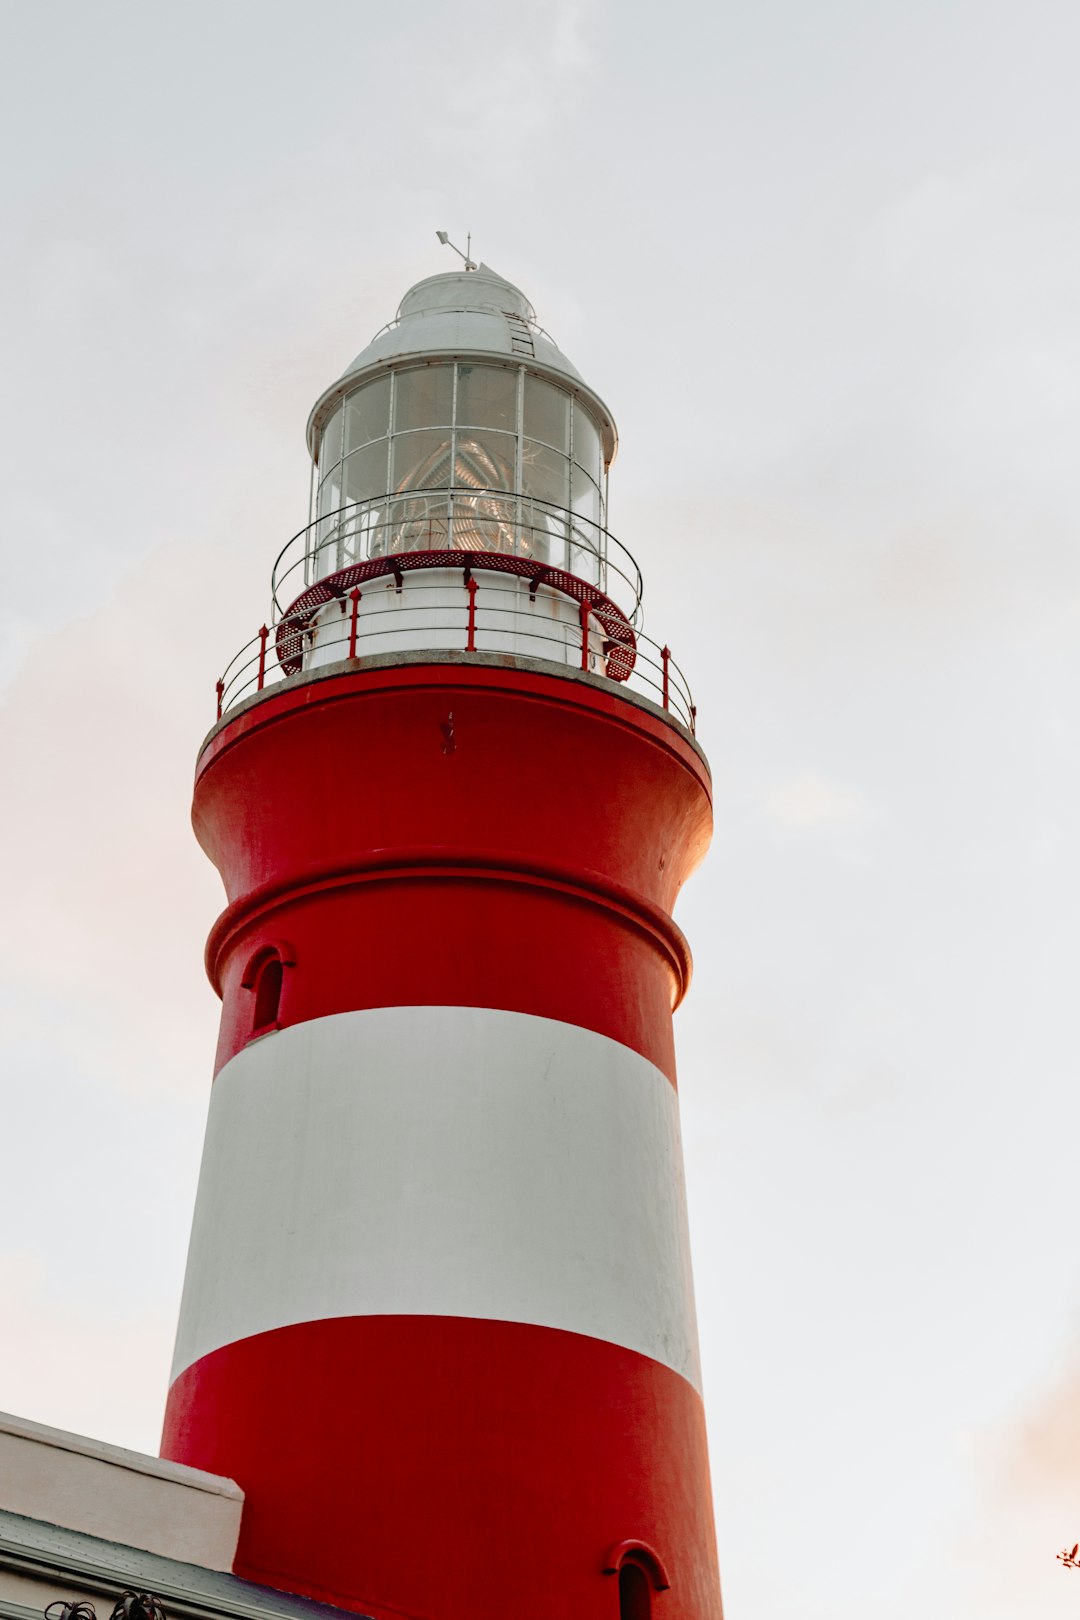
391 428 455 492
453 427 517 495
392 364 454 433
308 360 609 584
317 469 342 519
523 376 570 452
571 463 601 525
521 440 570 508
456 363 518 432
318 405 343 475
344 375 391 453
342 439 390 507
571 402 602 486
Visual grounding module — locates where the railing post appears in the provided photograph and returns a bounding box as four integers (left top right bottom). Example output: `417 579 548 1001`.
257 624 269 691
689 704 697 735
348 587 361 659
465 574 478 652
579 599 591 671
215 679 224 722
661 645 671 711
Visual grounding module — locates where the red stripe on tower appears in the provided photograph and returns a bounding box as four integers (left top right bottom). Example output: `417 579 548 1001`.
162 257 723 1620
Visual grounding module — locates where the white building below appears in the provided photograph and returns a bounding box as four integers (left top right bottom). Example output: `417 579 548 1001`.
0 1412 359 1620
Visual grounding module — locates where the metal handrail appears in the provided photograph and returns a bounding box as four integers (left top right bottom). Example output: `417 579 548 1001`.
215 568 696 733
270 489 644 627
364 308 562 349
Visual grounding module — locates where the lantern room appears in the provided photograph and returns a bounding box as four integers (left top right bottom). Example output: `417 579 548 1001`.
304 265 616 585
216 257 696 734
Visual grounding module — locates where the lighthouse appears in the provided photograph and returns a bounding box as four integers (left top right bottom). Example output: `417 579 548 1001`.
160 256 723 1620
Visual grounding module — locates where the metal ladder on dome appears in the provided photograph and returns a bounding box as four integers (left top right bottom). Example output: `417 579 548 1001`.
504 313 535 358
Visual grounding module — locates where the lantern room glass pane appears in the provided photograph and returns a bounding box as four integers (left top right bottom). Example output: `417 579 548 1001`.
392 365 454 433
523 377 569 451
569 469 601 585
344 375 390 452
572 405 601 485
456 364 518 431
454 428 516 493
318 405 343 473
392 429 454 491
317 469 342 517
522 441 569 508
567 539 601 586
520 500 565 569
338 497 385 565
362 495 398 559
313 472 344 577
343 439 390 506
571 464 600 527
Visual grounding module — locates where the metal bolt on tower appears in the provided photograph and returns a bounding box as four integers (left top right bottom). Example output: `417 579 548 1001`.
161 259 723 1620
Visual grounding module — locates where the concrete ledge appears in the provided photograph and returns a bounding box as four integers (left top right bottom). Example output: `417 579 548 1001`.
0 1415 242 1573
200 648 709 771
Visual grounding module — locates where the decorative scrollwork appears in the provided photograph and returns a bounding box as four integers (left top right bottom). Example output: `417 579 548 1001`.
45 1602 98 1620
108 1594 168 1620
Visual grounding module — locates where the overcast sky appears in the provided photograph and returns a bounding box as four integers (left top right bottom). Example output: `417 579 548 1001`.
2 1 1080 1616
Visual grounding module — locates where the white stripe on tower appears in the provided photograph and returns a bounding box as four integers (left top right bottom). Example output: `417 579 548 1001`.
171 1003 701 1389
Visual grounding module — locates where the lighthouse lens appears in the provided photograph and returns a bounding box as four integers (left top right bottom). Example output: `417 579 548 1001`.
391 429 454 493
305 361 606 585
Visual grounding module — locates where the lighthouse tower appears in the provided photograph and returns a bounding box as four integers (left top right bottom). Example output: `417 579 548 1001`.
161 259 722 1620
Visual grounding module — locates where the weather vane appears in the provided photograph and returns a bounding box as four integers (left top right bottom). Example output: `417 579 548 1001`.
436 229 477 271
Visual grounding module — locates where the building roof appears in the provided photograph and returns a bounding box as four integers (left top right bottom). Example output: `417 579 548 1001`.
0 1510 363 1620
304 265 619 467
342 265 584 386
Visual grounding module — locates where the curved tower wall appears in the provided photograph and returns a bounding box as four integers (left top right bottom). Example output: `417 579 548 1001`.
162 265 723 1620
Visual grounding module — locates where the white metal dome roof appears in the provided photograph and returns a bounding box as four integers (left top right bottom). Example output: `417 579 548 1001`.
306 264 618 466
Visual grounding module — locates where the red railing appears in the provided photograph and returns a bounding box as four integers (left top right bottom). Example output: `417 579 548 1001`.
215 561 696 733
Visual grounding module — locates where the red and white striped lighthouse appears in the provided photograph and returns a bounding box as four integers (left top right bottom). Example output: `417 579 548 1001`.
161 257 723 1620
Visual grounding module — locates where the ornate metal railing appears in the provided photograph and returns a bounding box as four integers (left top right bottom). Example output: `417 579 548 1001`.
46 1593 167 1620
214 555 696 734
